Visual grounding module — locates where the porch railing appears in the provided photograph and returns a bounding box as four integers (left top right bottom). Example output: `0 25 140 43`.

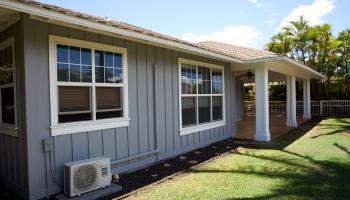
244 100 350 117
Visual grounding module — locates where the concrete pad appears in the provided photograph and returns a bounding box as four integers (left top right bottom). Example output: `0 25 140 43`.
235 116 308 140
55 183 122 200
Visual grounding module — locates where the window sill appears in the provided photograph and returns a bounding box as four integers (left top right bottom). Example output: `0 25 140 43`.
180 120 225 136
0 124 19 137
50 118 130 136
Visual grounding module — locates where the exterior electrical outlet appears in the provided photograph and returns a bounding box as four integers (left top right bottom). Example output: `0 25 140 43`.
43 138 53 152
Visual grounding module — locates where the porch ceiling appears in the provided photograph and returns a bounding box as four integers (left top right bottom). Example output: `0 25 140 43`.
0 7 19 30
0 7 17 20
267 60 316 80
236 70 291 84
232 58 324 80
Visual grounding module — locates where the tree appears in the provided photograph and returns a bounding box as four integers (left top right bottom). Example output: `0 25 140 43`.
338 29 350 74
283 16 309 64
265 16 350 100
337 29 350 97
266 32 293 56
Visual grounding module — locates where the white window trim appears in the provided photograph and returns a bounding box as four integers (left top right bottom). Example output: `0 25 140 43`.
0 36 18 137
49 35 129 136
178 58 225 136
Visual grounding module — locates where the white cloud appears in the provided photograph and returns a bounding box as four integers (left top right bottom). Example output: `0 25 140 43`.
181 25 261 47
267 19 276 26
279 0 335 29
247 0 263 7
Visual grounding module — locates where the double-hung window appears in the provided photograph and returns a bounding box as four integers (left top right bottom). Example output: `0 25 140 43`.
179 58 225 135
49 36 129 136
0 37 17 136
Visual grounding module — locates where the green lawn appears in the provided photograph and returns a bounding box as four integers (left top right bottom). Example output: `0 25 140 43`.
125 118 350 200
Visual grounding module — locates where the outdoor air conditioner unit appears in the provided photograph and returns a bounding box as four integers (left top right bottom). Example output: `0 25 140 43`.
64 157 112 197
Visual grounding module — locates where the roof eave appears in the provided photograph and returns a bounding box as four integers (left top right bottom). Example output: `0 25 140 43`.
0 0 244 64
0 0 326 80
282 57 325 79
244 56 325 79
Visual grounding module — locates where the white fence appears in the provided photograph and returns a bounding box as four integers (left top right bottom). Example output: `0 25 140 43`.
244 100 350 117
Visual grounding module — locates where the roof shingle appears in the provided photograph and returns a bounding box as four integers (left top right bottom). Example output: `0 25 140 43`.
13 0 281 61
196 41 280 61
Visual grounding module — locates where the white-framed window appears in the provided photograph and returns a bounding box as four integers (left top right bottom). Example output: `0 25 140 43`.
49 35 129 136
0 36 18 137
178 58 225 135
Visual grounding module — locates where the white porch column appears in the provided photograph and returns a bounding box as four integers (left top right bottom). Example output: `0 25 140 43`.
303 79 311 119
286 75 297 127
255 66 270 141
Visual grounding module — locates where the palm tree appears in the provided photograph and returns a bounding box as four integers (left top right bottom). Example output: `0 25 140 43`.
266 32 293 56
282 16 309 64
266 16 350 99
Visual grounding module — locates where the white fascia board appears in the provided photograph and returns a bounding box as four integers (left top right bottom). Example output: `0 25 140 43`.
242 56 285 64
283 57 325 79
244 56 324 79
0 0 243 64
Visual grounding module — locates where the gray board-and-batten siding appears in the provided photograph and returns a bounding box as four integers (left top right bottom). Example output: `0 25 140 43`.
2 14 237 199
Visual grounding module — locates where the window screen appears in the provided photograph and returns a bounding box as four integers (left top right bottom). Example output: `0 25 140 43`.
96 87 123 119
58 86 91 123
55 43 125 124
180 61 224 128
0 44 16 125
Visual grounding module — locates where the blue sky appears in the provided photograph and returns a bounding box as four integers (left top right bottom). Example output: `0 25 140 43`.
38 0 349 49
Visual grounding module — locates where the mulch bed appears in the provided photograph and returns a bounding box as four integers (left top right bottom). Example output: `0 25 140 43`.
0 184 23 200
0 138 253 200
100 138 254 200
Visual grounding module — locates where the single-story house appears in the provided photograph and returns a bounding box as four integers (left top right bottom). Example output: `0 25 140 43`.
0 0 324 199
